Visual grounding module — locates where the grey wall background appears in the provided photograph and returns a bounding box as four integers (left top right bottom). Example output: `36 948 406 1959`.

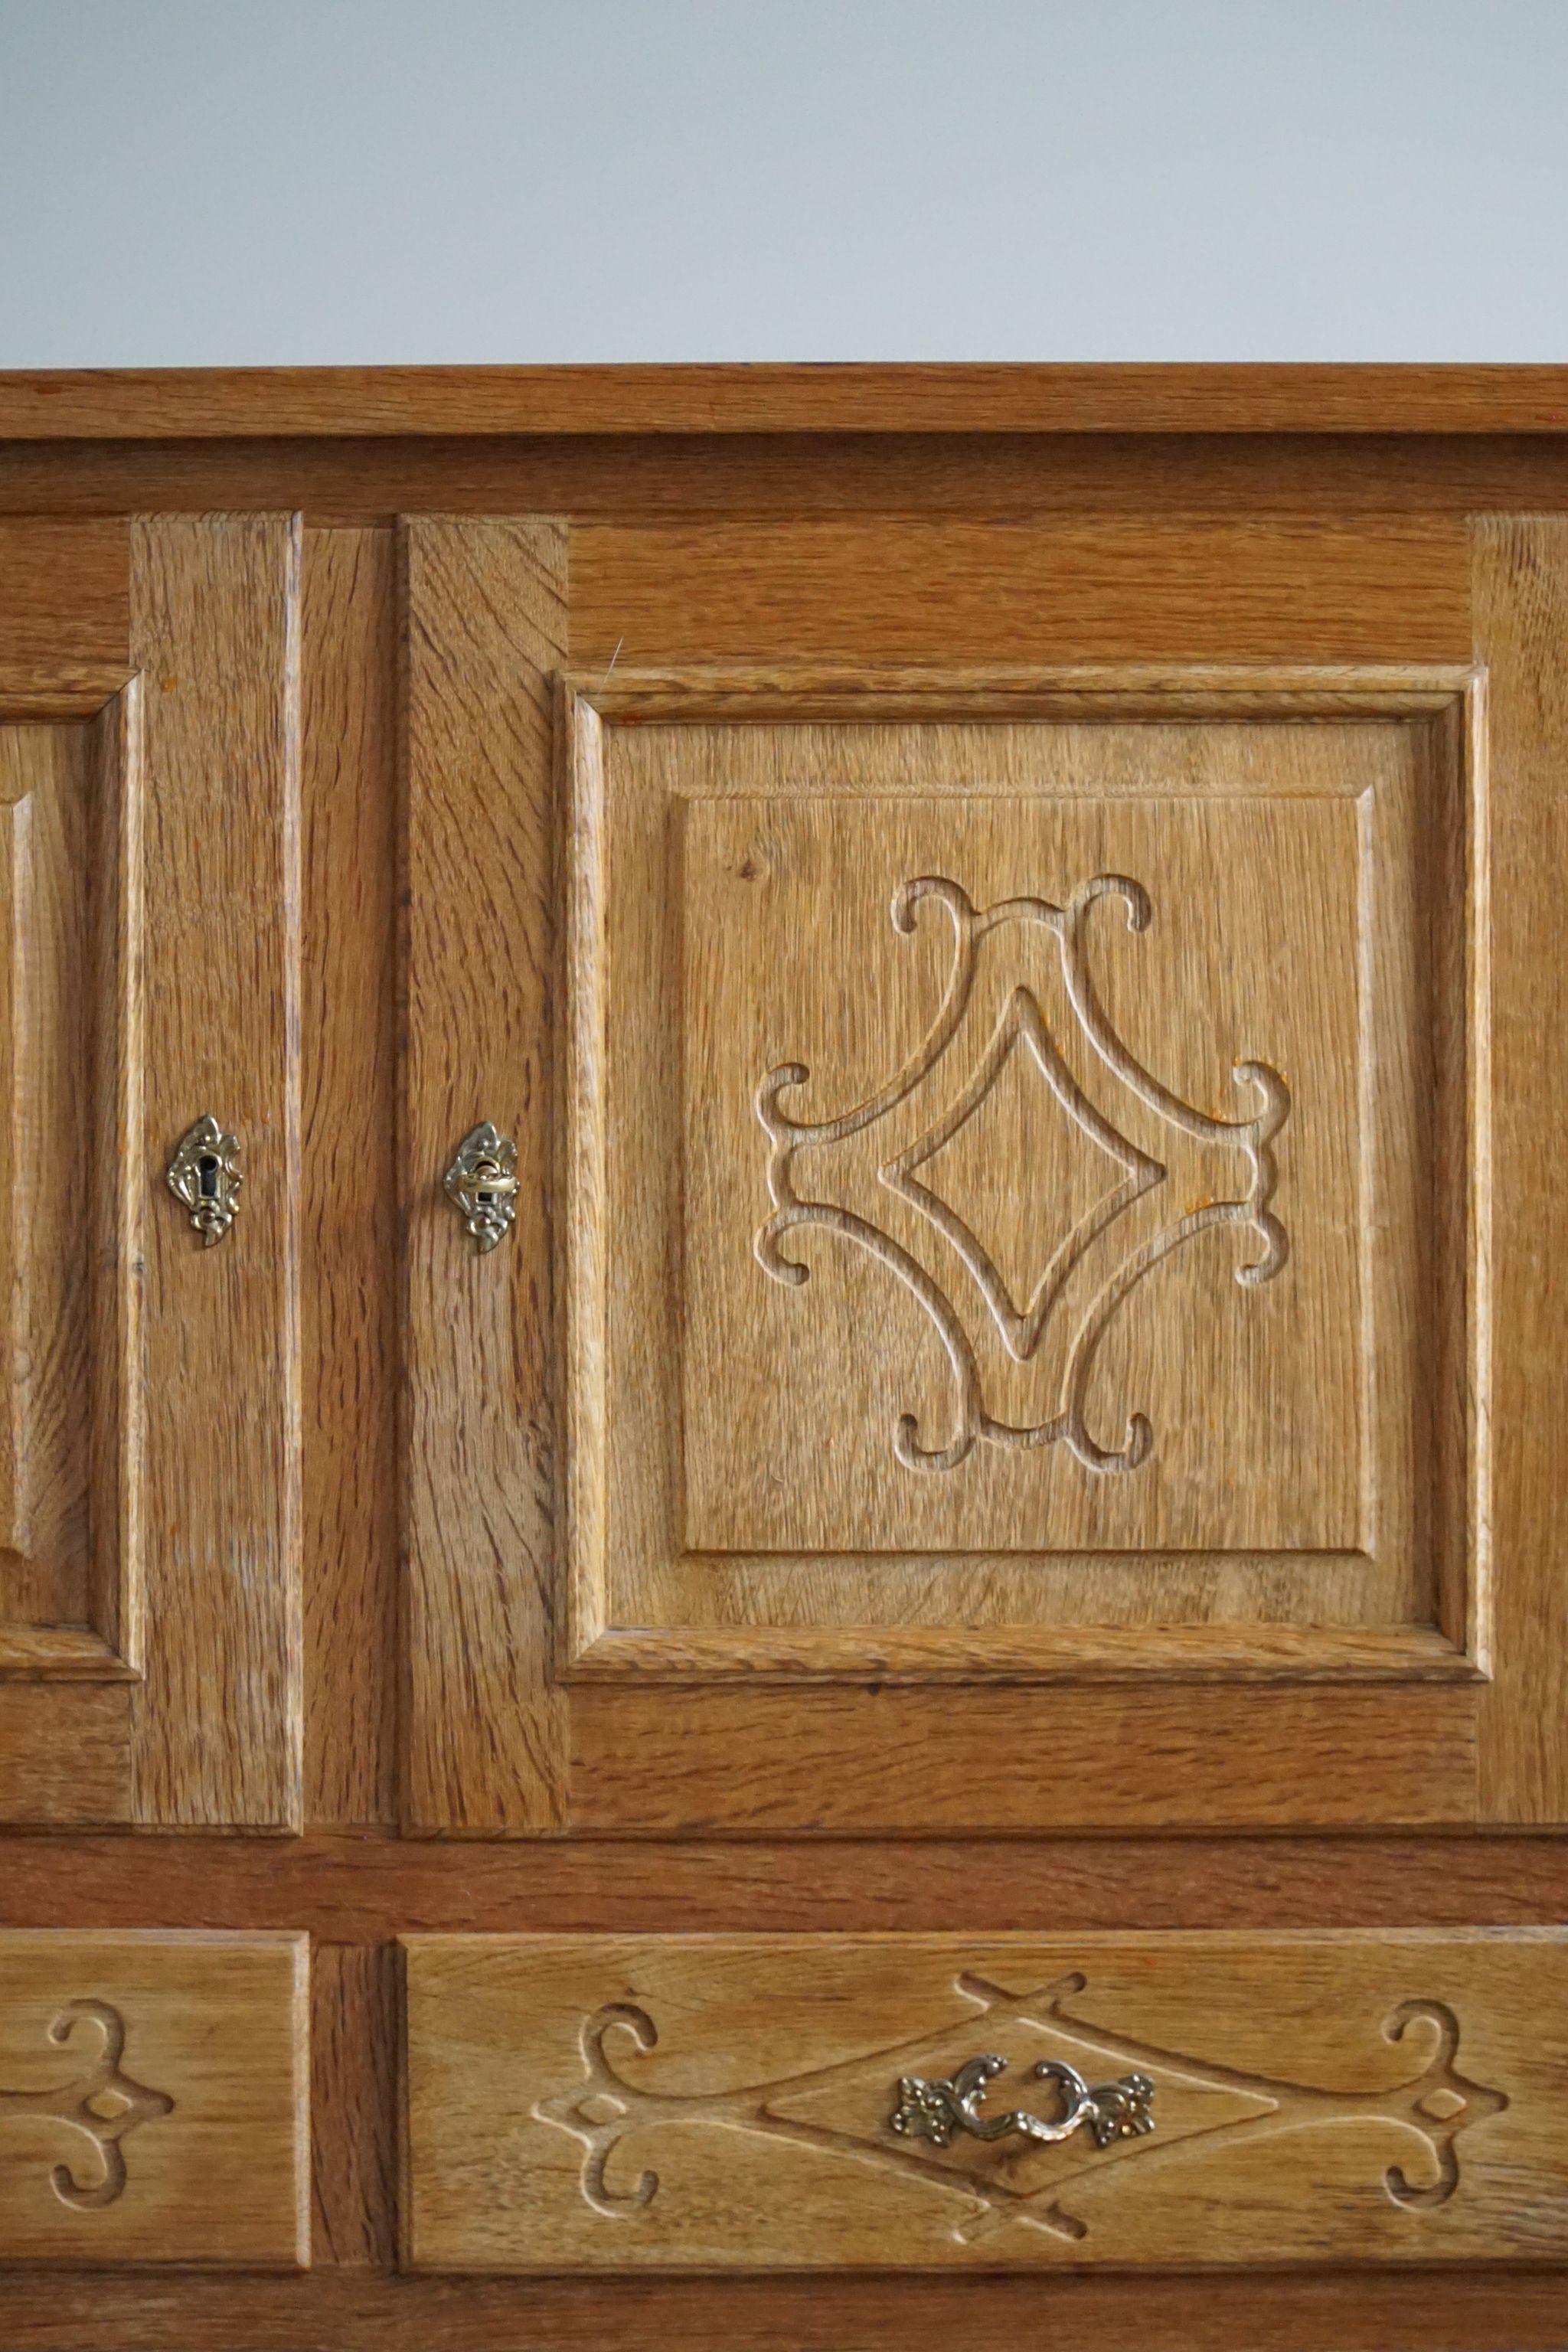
1 0 1564 366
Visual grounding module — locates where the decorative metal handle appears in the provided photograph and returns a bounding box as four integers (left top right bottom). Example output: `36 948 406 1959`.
166 1114 243 1246
444 1122 519 1253
890 2054 1155 2151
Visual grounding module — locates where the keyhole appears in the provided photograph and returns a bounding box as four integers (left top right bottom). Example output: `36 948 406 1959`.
198 1153 220 1199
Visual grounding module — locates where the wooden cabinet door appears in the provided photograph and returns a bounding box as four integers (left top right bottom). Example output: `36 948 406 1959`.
0 516 302 1831
400 512 1563 1840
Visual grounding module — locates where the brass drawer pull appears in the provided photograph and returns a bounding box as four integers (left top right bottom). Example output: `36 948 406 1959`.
166 1114 243 1246
444 1122 519 1253
890 2053 1155 2149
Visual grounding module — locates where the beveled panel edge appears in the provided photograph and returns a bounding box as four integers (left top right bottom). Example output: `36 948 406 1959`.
559 663 1491 1690
0 668 145 1691
569 659 1485 724
0 662 137 722
567 1619 1480 1686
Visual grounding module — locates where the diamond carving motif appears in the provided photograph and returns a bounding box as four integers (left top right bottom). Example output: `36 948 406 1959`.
536 1968 1507 2248
755 874 1291 1474
887 985 1163 1362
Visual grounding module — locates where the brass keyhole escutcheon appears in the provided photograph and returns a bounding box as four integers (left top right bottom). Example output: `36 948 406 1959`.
167 1115 243 1246
444 1122 519 1253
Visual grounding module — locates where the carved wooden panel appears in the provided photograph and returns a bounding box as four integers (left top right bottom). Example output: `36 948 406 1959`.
400 524 1511 1834
564 671 1485 1682
400 1931 1568 2271
0 699 139 1681
0 516 304 1829
0 1930 309 2265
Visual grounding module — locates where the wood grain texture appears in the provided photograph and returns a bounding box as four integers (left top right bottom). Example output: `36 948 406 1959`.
0 520 128 662
568 684 1483 1684
3 406 1568 2349
301 529 398 1827
0 1685 130 1827
0 694 139 1680
129 515 302 1830
86 686 145 1680
570 519 1471 669
401 516 568 1833
310 1943 396 2269
13 1829 1568 1940
2 2267 1568 2352
9 434 1568 532
1475 517 1568 1823
0 682 142 1820
567 1682 1476 1831
0 723 110 1656
411 534 1487 1832
402 1930 1568 2272
2 364 1568 438
0 1930 309 2268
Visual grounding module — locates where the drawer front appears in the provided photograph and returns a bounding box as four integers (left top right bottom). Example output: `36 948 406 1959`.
0 1932 309 2267
402 1930 1568 2271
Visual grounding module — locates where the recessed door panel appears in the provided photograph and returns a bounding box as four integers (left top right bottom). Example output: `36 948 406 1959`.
566 694 1480 1684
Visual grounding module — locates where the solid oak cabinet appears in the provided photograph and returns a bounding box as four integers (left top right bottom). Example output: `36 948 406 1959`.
2 366 1568 2351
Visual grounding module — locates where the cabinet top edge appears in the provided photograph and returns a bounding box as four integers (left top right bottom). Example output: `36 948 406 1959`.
4 364 1568 442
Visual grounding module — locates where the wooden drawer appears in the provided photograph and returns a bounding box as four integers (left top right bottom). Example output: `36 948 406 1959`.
0 1931 309 2267
402 1931 1568 2271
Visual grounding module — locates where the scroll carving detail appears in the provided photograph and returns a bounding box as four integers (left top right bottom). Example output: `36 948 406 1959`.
0 2000 174 2210
536 1970 1506 2247
755 875 1290 1472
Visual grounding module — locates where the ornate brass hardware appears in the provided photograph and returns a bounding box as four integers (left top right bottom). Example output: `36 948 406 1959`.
166 1114 243 1246
890 2053 1155 2150
444 1122 519 1253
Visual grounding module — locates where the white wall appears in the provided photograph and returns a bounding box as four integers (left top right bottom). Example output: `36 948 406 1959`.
1 0 1564 366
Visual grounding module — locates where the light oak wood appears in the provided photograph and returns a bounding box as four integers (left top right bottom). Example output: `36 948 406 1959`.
570 518 1471 670
12 1828 1568 1942
5 2265 1568 2352
565 674 1485 1685
0 1929 308 2267
0 696 141 1682
402 1930 1568 2271
301 528 399 1828
8 433 1568 532
420 529 1498 1833
0 521 305 1830
310 1942 397 2269
129 514 303 1830
4 387 1568 2347
400 515 569 1833
1475 516 1568 1824
567 1681 1476 1831
0 1684 131 1824
0 519 128 662
1 363 1567 438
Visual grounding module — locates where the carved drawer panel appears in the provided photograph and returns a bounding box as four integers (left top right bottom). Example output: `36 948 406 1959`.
400 1932 1568 2272
0 1931 309 2267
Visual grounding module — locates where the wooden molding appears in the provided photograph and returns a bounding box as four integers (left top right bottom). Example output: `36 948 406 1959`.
1 364 1567 440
